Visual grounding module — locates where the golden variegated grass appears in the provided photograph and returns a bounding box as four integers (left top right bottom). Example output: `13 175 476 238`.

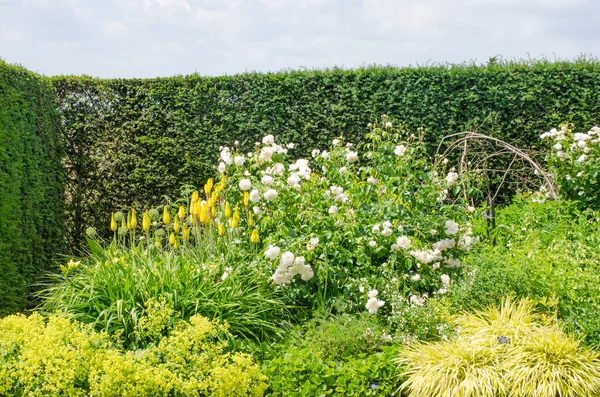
397 297 600 397
453 297 551 345
504 327 600 397
398 340 506 397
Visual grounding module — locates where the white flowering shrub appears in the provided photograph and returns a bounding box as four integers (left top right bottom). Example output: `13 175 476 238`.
541 124 600 207
219 117 476 314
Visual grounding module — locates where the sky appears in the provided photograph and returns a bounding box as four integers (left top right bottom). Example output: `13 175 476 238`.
0 0 599 78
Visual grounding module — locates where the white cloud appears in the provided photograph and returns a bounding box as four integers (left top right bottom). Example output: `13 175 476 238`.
0 0 597 77
103 20 127 37
0 28 25 42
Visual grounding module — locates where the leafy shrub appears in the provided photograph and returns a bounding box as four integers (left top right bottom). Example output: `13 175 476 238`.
398 298 600 397
451 197 600 345
387 297 454 344
287 313 392 361
0 312 268 396
263 314 399 396
541 124 600 207
0 59 65 315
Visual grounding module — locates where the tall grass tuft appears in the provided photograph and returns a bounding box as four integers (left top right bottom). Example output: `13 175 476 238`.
397 297 600 397
505 327 600 397
398 340 506 397
39 237 289 349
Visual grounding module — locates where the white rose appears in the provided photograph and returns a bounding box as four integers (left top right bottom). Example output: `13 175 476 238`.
346 151 358 163
445 172 459 187
249 189 261 203
395 236 411 249
262 135 275 145
394 145 407 156
366 297 385 314
261 175 274 186
264 246 280 260
234 155 245 166
280 251 295 267
264 189 278 201
239 179 252 191
444 220 459 236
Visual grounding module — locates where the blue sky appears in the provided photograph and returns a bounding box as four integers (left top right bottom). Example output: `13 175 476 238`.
1 0 598 78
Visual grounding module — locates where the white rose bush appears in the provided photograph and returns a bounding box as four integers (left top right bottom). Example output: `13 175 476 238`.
541 124 600 208
217 117 476 314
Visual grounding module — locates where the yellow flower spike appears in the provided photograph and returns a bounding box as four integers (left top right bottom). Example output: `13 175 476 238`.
230 217 239 229
200 202 210 225
163 206 170 227
218 223 225 236
121 217 127 229
169 232 176 246
204 178 214 198
173 217 180 233
178 205 185 221
250 228 260 243
110 213 117 232
126 212 131 229
130 208 138 229
248 215 254 227
191 190 199 203
221 174 226 185
183 225 190 241
243 191 250 207
142 211 151 233
59 264 66 273
225 202 231 219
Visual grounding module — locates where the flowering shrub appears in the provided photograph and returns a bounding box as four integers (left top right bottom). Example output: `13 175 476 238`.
541 124 600 207
220 118 475 313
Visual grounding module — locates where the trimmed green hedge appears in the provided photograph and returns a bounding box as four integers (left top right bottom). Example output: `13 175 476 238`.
0 60 65 315
51 60 600 249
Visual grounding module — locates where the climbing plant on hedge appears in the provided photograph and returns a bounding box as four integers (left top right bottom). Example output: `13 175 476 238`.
0 60 65 315
50 59 600 249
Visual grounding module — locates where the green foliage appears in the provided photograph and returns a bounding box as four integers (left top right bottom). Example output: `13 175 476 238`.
387 297 454 344
39 237 290 349
49 60 600 250
398 298 600 397
263 314 399 396
0 312 268 397
0 59 65 316
451 197 600 345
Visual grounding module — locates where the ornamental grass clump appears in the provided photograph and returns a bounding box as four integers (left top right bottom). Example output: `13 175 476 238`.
399 340 506 397
398 297 600 397
505 327 600 397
